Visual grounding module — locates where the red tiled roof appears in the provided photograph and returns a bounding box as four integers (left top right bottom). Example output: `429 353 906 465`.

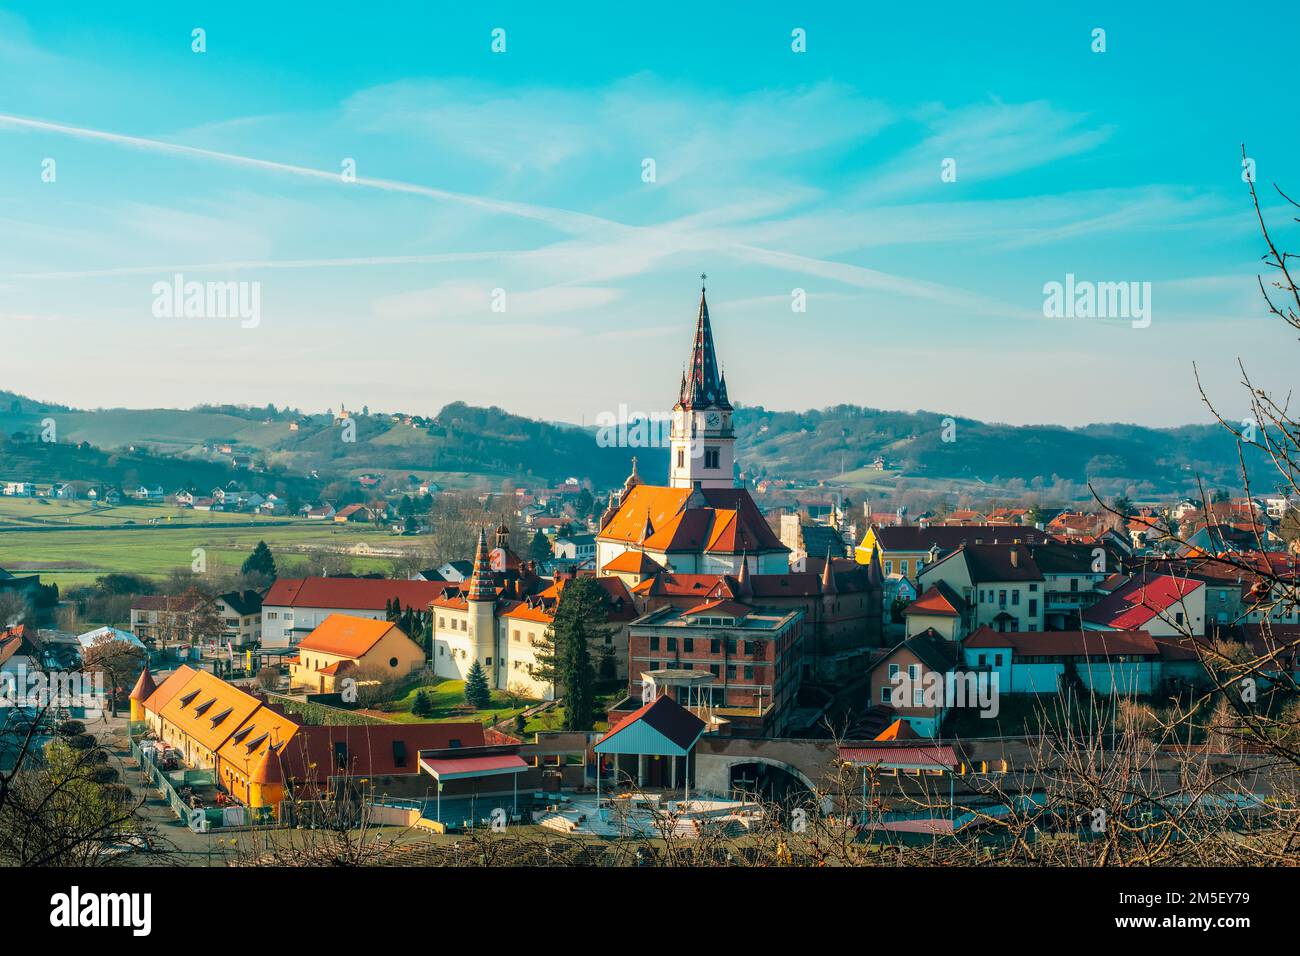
904 581 966 617
965 626 1158 657
682 599 752 618
1081 574 1204 630
839 745 958 768
263 577 454 611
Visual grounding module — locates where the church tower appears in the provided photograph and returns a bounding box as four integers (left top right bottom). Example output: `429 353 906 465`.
669 277 737 489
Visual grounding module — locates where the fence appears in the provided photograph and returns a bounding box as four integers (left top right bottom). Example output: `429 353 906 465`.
130 737 275 828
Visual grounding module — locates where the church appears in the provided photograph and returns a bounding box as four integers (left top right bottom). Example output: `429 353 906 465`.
594 284 790 578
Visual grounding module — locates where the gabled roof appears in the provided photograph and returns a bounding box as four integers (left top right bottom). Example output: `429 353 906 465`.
603 550 665 575
218 589 263 616
1081 574 1204 630
595 693 706 755
904 581 967 617
874 718 920 741
295 614 402 659
682 599 752 619
141 665 198 713
598 484 786 554
263 577 454 611
876 630 959 674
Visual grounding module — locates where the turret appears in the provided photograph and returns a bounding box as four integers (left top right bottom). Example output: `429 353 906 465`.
128 664 157 723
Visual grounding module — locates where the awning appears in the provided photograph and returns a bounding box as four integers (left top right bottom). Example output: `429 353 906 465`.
418 753 529 781
839 745 958 771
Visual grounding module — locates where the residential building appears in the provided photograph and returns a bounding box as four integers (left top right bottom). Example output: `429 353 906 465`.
260 577 455 648
623 599 805 736
216 590 263 647
288 614 426 693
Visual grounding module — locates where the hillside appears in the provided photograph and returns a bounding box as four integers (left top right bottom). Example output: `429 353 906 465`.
0 391 1267 498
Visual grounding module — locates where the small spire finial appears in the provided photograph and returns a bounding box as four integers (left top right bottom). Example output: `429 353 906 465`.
700 272 707 291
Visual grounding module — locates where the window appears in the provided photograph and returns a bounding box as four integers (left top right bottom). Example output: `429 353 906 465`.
888 663 900 680
999 590 1007 606
649 636 660 651
881 686 892 704
901 560 910 576
744 666 753 680
710 639 721 654
389 657 399 668
1028 599 1037 616
677 449 685 469
512 629 520 642
912 687 924 707
392 741 407 768
667 637 677 652
884 561 893 575
908 664 920 681
485 657 492 665
683 638 694 653
704 447 720 469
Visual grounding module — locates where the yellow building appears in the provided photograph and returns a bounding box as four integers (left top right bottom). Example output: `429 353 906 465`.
289 614 426 694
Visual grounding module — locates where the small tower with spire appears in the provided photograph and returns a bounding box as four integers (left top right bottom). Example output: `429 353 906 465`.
669 276 737 490
466 528 500 689
128 664 157 723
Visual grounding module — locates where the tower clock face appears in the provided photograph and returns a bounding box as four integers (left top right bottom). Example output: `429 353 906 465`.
706 412 721 428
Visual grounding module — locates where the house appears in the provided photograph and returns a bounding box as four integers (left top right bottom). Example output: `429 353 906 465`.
918 544 1046 633
288 614 425 694
76 626 147 652
903 582 970 640
333 504 374 524
855 523 1047 583
1081 573 1206 637
304 504 336 520
2 481 35 497
260 577 455 648
129 593 208 645
866 631 961 737
963 626 1165 695
551 533 596 561
216 590 263 648
53 483 77 500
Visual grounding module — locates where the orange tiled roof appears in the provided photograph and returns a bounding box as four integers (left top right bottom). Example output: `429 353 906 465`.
296 614 400 659
598 485 786 554
156 669 265 753
603 550 665 574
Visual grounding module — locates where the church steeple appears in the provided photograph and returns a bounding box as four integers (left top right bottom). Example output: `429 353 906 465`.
680 278 732 411
670 277 738 490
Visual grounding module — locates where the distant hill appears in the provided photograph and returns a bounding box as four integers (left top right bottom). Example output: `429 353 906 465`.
0 391 1269 498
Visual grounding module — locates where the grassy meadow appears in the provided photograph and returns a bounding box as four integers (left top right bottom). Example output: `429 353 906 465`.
0 497 422 588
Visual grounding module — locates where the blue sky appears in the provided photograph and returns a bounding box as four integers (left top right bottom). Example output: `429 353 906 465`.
0 1 1295 428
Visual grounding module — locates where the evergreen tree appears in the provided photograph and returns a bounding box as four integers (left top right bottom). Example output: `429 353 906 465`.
530 577 609 731
464 660 491 709
241 540 277 580
412 689 433 718
529 528 552 562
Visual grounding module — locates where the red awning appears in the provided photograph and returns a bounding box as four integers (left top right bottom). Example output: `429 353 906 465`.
839 745 958 770
418 753 529 781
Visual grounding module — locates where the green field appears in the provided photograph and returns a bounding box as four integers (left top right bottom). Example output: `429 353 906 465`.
0 498 423 587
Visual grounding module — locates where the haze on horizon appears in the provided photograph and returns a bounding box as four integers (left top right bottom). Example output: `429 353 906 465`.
0 4 1295 430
